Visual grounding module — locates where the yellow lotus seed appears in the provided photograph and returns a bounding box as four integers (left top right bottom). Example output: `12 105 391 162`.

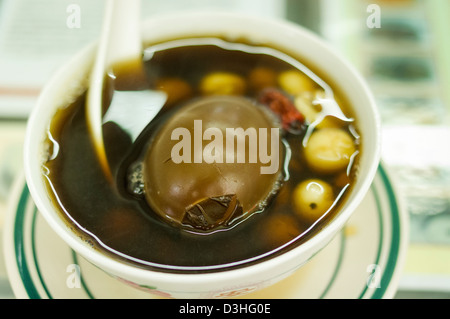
293 179 335 223
200 72 246 96
304 128 356 175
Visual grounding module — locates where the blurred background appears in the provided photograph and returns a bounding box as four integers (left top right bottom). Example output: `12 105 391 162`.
0 0 449 299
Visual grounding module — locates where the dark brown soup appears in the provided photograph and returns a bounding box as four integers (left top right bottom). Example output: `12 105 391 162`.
43 37 360 272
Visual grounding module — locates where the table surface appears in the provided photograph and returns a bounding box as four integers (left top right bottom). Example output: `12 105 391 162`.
0 0 449 299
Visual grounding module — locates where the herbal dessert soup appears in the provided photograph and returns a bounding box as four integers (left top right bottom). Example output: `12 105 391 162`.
43 37 360 272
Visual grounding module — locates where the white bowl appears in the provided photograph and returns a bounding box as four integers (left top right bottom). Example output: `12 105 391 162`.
24 12 381 299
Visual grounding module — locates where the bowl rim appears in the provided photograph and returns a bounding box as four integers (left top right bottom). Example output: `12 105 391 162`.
24 11 381 285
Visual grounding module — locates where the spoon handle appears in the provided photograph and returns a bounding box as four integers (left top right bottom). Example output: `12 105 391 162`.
86 0 142 182
106 0 142 66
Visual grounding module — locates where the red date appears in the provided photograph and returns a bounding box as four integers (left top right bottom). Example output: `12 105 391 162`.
259 88 305 134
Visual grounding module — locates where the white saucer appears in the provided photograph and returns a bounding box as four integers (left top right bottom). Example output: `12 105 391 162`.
3 165 408 299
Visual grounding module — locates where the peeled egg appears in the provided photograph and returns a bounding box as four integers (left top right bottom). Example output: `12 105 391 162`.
141 95 284 231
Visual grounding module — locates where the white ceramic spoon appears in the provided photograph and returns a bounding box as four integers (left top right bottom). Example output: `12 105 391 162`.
86 0 165 182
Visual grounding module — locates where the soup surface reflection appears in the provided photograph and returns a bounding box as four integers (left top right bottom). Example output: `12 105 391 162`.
43 37 360 271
